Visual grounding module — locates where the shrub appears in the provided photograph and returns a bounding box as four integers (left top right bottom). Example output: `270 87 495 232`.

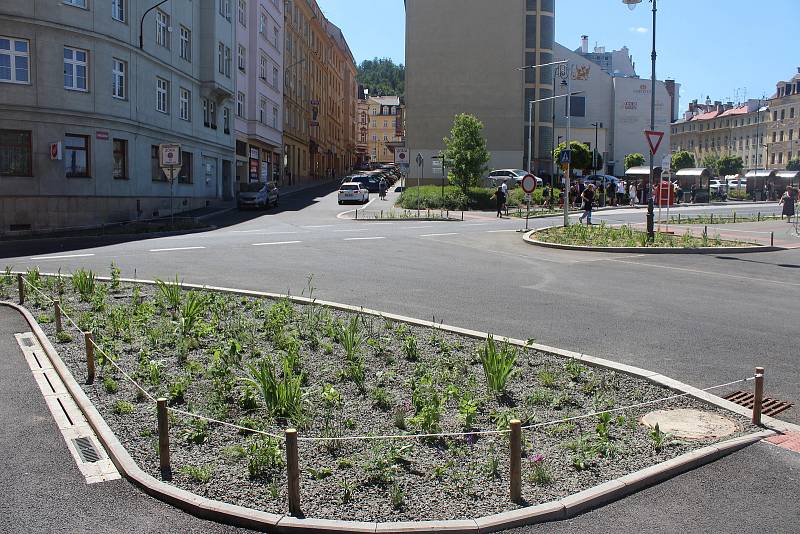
247 437 285 478
103 375 119 394
56 330 73 344
112 400 134 415
178 464 213 483
479 335 517 394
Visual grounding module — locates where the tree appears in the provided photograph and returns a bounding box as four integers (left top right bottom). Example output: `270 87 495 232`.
357 58 405 96
671 151 695 172
717 155 744 177
441 114 491 194
553 141 592 173
787 158 800 172
701 154 721 176
624 153 646 170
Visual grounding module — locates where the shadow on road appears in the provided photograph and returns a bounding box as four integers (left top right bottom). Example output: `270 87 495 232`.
715 256 800 269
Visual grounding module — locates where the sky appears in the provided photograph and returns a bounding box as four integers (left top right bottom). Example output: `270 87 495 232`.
316 0 800 110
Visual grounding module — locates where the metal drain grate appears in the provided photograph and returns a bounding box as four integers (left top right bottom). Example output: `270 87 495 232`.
72 436 101 463
20 336 34 347
724 391 794 417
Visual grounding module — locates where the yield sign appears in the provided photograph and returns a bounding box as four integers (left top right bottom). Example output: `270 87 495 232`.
644 130 664 155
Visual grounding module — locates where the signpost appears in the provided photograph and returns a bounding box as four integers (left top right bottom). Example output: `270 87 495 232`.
416 153 423 214
159 144 182 228
521 174 538 230
645 130 664 156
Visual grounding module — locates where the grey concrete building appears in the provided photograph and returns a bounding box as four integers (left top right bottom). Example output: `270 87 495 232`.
405 0 555 182
0 0 236 234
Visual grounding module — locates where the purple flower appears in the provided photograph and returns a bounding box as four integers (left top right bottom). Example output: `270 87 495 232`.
530 453 545 465
465 433 477 446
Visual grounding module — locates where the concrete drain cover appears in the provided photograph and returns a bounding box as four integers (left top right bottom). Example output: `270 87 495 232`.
641 409 737 440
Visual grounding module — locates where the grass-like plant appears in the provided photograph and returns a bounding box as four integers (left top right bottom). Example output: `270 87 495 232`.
243 357 303 419
528 453 552 485
72 268 96 302
109 262 122 291
179 291 205 336
155 275 182 312
479 335 517 395
339 316 364 361
371 387 392 411
537 369 558 388
649 423 671 452
389 482 404 510
402 335 419 361
178 464 213 483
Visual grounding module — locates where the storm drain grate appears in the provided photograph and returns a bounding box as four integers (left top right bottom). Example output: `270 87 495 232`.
72 436 101 463
724 390 794 417
20 337 34 347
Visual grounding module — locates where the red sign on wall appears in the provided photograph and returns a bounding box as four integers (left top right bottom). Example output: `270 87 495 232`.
96 131 109 140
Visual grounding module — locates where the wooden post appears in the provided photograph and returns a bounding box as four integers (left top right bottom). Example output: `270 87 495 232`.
157 398 171 473
509 419 522 504
771 232 774 247
84 332 95 384
17 274 24 305
752 367 765 425
286 428 301 516
54 301 63 334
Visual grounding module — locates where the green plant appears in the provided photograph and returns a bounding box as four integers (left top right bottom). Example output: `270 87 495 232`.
72 269 96 301
242 357 304 420
389 482 404 510
479 335 517 394
484 446 500 478
56 330 73 344
526 388 554 407
182 417 209 445
102 375 119 394
595 411 613 441
441 113 491 194
109 262 122 291
155 275 182 312
339 479 354 503
307 466 333 480
393 406 407 430
371 387 392 411
112 400 134 415
320 384 342 409
537 369 558 388
565 359 587 381
246 437 285 478
528 454 552 485
649 423 671 452
402 335 419 361
457 396 479 430
339 316 364 361
409 375 444 434
179 291 205 336
168 375 190 405
178 464 213 483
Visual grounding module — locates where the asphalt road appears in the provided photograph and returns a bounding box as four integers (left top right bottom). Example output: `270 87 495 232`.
1 183 798 533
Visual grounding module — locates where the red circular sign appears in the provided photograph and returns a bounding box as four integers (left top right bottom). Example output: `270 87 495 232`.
521 174 537 194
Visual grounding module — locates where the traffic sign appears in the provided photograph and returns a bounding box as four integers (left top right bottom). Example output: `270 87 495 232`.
395 148 409 165
558 149 572 165
524 193 532 204
159 144 182 183
521 174 537 194
415 153 423 167
644 130 664 155
49 142 62 161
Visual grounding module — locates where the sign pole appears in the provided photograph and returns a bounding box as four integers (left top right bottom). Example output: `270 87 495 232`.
564 67 571 228
170 167 175 229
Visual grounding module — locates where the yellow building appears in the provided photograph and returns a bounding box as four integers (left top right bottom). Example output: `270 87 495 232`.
366 96 403 164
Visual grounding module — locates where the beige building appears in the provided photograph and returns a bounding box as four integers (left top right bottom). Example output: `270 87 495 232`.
365 96 403 164
766 69 800 169
406 0 555 182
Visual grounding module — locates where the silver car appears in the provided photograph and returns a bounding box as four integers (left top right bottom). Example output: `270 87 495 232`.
238 182 279 209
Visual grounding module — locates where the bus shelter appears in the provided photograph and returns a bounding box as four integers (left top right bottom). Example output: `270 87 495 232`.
744 169 777 200
624 166 663 203
676 168 713 203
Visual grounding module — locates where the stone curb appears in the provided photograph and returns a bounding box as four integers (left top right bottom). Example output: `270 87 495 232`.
0 224 216 245
4 276 796 533
522 228 785 254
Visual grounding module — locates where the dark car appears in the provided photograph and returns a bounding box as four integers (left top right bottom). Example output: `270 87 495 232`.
346 174 380 193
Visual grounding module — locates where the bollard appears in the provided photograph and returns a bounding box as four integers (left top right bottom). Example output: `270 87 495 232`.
17 273 24 305
54 301 63 334
710 213 714 224
758 212 761 222
752 367 764 425
286 428 301 516
355 209 358 220
704 225 708 239
509 419 522 504
157 398 171 473
770 232 774 247
733 212 736 223
84 332 95 384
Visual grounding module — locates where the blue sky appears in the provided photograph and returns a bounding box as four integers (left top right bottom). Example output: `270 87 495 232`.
317 0 800 110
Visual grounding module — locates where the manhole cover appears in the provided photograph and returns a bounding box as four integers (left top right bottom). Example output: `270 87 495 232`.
723 390 793 417
641 409 737 440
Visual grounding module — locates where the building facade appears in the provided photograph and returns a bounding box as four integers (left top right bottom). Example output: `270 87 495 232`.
0 0 235 234
365 96 403 164
406 0 555 182
766 69 800 169
233 0 284 188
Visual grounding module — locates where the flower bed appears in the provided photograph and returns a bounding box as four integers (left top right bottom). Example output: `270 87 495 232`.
2 268 756 522
534 223 755 248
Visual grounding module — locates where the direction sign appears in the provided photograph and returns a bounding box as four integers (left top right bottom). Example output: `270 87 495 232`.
395 148 409 165
521 174 537 194
558 149 572 165
644 130 664 155
416 153 423 167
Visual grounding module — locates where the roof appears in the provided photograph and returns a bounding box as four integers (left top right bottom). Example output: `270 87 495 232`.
675 168 712 177
625 166 663 177
718 106 749 118
745 170 777 178
777 170 800 179
370 96 401 106
691 110 721 121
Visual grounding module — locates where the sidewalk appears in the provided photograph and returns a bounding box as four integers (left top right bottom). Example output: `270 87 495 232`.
0 305 252 534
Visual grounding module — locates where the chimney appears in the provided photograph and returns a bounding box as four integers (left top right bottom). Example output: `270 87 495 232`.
581 35 589 54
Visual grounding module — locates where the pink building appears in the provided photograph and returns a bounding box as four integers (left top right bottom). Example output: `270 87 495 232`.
233 0 283 186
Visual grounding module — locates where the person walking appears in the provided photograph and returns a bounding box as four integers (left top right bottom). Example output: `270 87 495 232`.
379 177 387 200
579 184 596 225
501 181 509 216
780 186 796 222
606 180 616 207
629 182 637 207
690 184 698 204
616 180 625 206
494 186 506 218
542 184 551 209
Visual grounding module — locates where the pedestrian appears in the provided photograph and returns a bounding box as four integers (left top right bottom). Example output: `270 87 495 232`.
579 184 595 225
780 186 796 222
493 186 507 218
606 180 616 206
616 180 625 206
542 184 551 209
379 177 387 200
767 182 774 202
690 184 697 204
629 182 637 207
673 181 681 205
501 181 509 215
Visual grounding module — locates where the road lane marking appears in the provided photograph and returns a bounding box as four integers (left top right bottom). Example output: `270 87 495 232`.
344 236 386 241
607 258 800 287
465 223 490 226
419 233 460 237
149 246 206 252
302 225 334 228
29 253 95 260
230 230 299 235
252 241 302 246
336 197 378 219
486 229 519 233
334 228 370 233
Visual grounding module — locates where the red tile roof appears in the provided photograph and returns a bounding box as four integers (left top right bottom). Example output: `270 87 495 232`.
719 106 749 117
690 110 720 121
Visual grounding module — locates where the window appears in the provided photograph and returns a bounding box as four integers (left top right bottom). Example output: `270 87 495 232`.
259 12 267 36
383 120 388 128
224 46 231 77
151 145 167 181
63 0 87 8
371 134 377 142
64 134 90 178
272 106 278 129
273 27 279 48
238 0 247 27
202 98 210 126
791 108 796 119
112 58 126 99
238 45 246 72
209 101 217 128
63 47 88 91
0 130 32 177
237 91 245 117
1 37 30 84
156 77 169 113
112 139 127 179
780 109 785 120
223 107 230 134
156 10 169 48
371 121 376 128
111 0 125 22
180 27 191 61
260 55 267 80
220 0 230 19
178 151 192 183
218 43 225 74
179 87 190 120
272 66 278 88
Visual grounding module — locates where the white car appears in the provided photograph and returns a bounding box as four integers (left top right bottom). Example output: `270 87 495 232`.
726 178 747 190
709 179 728 194
487 169 542 188
338 182 369 205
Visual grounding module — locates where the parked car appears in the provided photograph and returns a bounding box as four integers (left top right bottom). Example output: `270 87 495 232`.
709 179 728 194
338 182 370 204
345 174 381 193
486 169 541 188
726 178 747 190
238 182 279 209
582 174 619 188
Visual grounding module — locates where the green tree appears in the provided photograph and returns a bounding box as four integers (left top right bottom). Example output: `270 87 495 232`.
553 141 592 173
717 155 744 176
787 158 800 172
701 154 721 176
441 114 491 194
671 151 695 172
357 58 405 96
624 153 646 170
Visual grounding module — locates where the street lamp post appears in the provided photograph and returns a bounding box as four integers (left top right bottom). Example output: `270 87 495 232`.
592 122 604 205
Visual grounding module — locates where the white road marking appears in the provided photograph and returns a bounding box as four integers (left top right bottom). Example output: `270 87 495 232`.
336 197 378 219
252 241 302 246
30 253 95 260
303 225 334 228
419 233 460 237
344 236 386 241
334 228 370 233
486 229 519 233
230 230 299 235
149 246 206 253
607 258 799 287
465 223 490 226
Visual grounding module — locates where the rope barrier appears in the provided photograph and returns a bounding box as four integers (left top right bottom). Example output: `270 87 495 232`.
88 337 157 402
166 406 283 439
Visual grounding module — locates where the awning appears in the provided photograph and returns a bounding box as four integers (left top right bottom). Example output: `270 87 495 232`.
625 166 663 178
776 170 800 180
675 168 712 179
744 170 777 179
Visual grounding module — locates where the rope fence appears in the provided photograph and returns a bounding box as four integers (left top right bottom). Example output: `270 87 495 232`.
11 273 769 515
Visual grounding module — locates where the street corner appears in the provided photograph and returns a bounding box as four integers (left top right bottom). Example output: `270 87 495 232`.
764 432 800 454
